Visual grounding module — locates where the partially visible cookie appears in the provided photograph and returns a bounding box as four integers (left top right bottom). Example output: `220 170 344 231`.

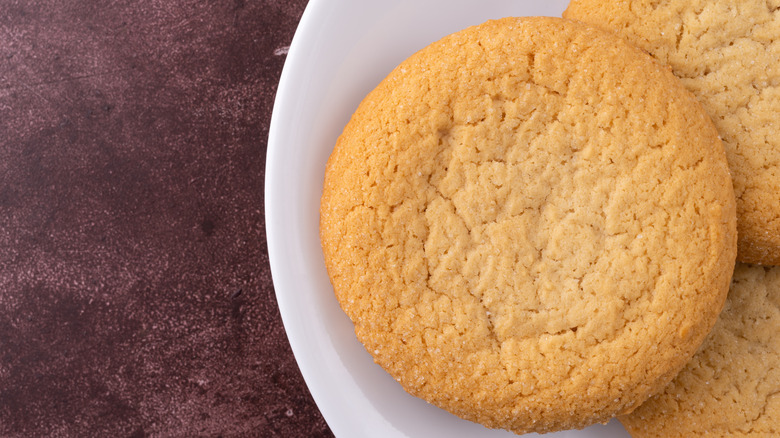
564 0 780 265
320 17 737 434
620 264 780 437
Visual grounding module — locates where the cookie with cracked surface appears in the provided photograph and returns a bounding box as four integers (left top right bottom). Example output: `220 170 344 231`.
564 0 780 265
320 16 737 434
620 263 780 437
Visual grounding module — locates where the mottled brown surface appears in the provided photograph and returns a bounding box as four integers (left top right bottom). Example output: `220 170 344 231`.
0 0 332 436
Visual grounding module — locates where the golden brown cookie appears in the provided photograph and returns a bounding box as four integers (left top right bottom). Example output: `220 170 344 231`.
320 17 737 434
620 263 780 437
564 0 780 265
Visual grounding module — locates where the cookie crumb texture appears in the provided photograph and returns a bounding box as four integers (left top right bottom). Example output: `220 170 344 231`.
621 264 780 437
564 0 780 265
320 17 737 434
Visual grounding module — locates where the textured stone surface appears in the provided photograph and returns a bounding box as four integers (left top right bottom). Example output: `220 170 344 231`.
0 0 332 436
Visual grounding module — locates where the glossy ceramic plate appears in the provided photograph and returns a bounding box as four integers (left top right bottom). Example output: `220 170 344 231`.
266 1 630 436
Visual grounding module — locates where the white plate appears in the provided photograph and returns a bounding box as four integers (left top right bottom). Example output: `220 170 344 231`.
266 1 630 437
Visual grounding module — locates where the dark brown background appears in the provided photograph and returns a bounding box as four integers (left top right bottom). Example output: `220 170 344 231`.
0 0 333 436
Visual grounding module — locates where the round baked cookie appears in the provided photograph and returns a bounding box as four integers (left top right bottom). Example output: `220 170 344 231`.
563 0 780 265
320 17 737 434
620 263 780 437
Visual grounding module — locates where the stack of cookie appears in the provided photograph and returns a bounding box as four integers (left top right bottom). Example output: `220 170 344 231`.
320 1 778 435
563 1 780 436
